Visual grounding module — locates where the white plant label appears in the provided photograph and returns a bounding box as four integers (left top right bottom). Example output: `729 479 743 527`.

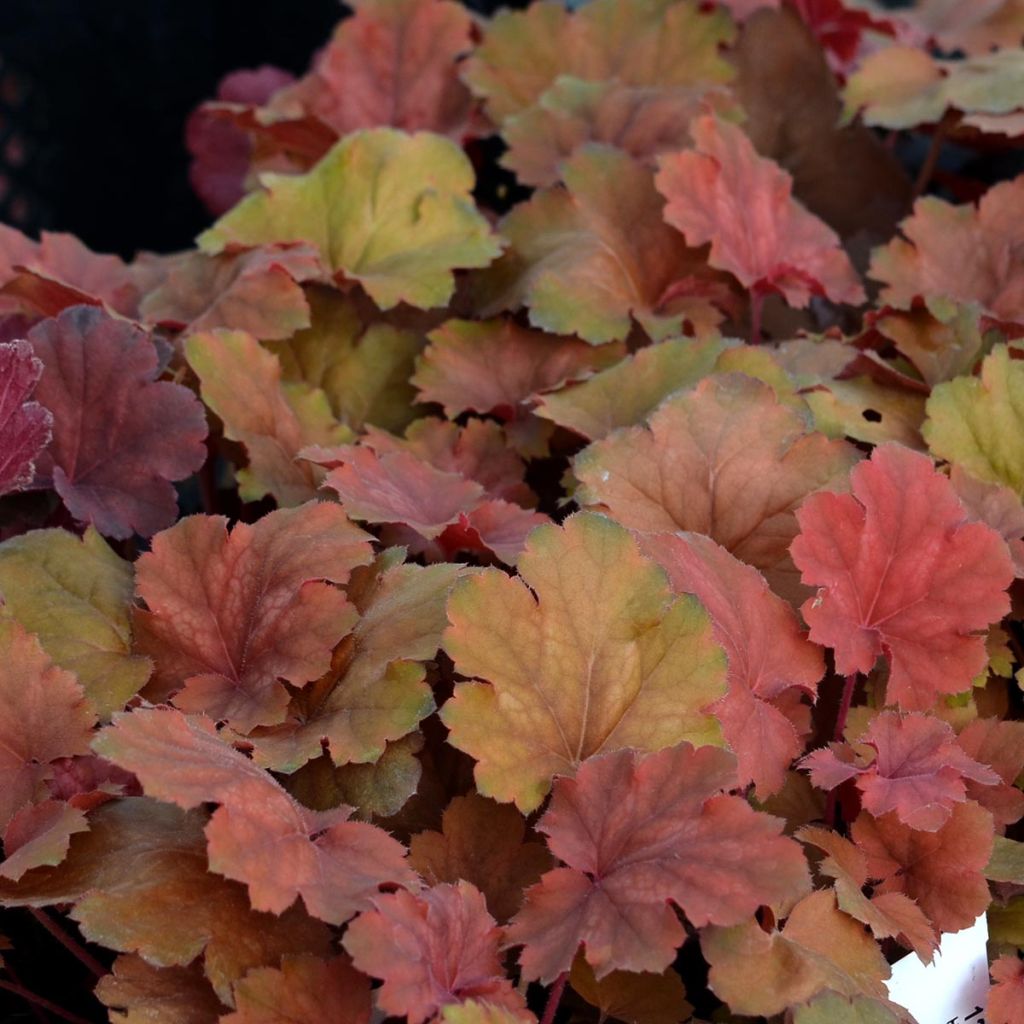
885 914 989 1023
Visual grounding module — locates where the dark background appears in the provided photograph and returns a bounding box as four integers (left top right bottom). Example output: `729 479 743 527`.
0 1 362 257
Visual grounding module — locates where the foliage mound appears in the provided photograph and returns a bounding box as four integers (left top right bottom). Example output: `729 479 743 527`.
3 0 1024 1021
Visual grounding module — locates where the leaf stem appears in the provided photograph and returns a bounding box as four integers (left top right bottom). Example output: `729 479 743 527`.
825 673 859 829
0 977 95 1024
27 908 108 979
749 287 765 346
2 963 49 1024
912 113 953 200
540 970 569 1024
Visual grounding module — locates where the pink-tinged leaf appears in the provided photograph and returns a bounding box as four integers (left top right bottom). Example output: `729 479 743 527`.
0 340 52 495
312 443 548 565
362 419 534 507
0 227 140 318
507 743 811 981
655 116 865 308
139 244 322 340
345 882 524 1024
319 444 485 538
221 954 371 1024
0 620 96 831
413 318 624 420
869 178 1024 323
853 802 994 936
952 464 1024 577
802 711 999 831
0 800 89 882
186 66 296 216
637 532 824 797
93 707 416 924
957 718 1024 828
790 443 1014 710
134 502 373 731
445 501 550 567
990 955 1024 1024
268 0 476 141
27 306 208 538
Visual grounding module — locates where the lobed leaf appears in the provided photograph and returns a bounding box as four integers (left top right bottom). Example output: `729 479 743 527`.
791 444 1014 709
0 340 52 495
463 0 734 124
187 329 351 506
870 179 1024 324
803 711 999 831
221 954 371 1024
925 344 1024 496
638 532 824 795
441 512 727 811
508 743 811 980
0 527 151 719
93 708 416 924
344 881 524 1024
476 146 732 344
28 306 208 538
656 116 865 308
200 128 502 311
0 798 333 1004
134 502 373 731
0 620 95 832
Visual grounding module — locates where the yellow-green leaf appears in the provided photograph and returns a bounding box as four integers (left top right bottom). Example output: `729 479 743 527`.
441 512 726 812
0 528 151 719
924 344 1024 495
199 129 502 311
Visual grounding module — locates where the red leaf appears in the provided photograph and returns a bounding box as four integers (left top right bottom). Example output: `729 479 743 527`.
790 443 1014 709
134 502 373 731
186 66 296 216
802 711 999 831
345 881 524 1024
637 532 823 796
93 706 416 924
0 620 95 832
507 743 811 981
0 340 52 495
853 801 994 936
655 115 865 308
28 306 208 538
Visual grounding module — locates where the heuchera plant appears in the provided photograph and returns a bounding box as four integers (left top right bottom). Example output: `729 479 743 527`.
4 0 1024 1021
